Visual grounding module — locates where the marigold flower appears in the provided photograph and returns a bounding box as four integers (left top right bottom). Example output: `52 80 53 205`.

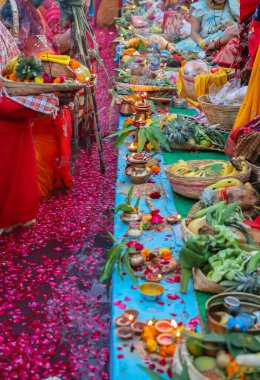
151 165 160 174
166 344 177 356
141 248 151 258
158 346 168 358
159 248 172 259
146 339 157 353
69 58 81 70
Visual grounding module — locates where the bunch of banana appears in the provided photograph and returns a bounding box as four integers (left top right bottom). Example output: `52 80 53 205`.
170 160 192 175
220 157 248 176
207 178 243 191
40 54 71 65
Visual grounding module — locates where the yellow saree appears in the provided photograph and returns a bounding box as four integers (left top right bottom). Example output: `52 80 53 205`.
233 45 260 130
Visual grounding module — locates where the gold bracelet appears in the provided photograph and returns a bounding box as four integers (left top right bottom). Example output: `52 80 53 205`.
196 37 206 49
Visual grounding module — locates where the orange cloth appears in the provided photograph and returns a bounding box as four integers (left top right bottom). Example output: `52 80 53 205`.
32 109 73 198
232 45 260 130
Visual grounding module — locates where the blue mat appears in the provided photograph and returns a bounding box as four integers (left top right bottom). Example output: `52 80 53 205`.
110 116 201 379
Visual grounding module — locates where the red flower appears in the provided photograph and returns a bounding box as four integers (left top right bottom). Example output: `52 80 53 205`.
126 241 144 251
149 192 161 199
172 54 182 61
133 122 141 128
150 210 164 225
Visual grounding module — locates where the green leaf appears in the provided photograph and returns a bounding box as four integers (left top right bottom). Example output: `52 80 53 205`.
100 245 123 283
172 362 190 380
114 204 134 214
122 252 138 286
180 268 192 293
150 124 171 151
104 125 135 139
138 365 165 380
145 127 159 150
203 163 224 177
114 131 132 149
118 256 124 281
134 196 140 210
126 185 134 206
137 128 147 152
147 99 157 114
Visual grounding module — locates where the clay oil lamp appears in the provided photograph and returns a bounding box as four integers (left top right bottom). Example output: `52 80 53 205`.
156 333 175 346
138 282 165 301
131 321 147 334
166 214 181 225
114 316 132 327
155 320 173 334
116 327 133 340
123 309 139 321
128 141 138 152
145 273 162 282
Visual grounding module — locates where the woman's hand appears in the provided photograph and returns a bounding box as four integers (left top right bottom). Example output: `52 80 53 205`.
56 91 78 106
205 41 216 52
224 27 239 39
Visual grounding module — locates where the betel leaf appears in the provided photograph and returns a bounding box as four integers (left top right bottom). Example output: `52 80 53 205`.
203 163 224 177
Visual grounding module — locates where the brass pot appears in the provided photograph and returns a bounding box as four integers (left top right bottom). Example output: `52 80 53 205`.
120 211 142 224
133 102 151 122
125 164 152 184
120 101 133 116
129 252 145 267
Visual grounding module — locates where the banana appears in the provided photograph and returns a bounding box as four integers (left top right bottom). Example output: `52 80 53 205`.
207 178 243 191
170 160 191 173
220 162 235 177
5 54 22 75
40 54 71 65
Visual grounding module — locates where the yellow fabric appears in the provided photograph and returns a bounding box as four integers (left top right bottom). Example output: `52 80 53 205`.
177 67 229 107
233 45 260 130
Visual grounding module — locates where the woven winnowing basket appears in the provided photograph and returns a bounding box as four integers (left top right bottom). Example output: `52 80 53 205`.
199 94 240 131
246 161 260 183
165 159 251 199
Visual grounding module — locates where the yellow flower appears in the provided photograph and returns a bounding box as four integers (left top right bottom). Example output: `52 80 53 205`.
146 339 157 353
159 248 172 259
146 141 159 151
144 215 152 222
141 248 151 258
146 118 153 123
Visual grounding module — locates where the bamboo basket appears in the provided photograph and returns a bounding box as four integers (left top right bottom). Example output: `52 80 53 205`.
180 218 194 241
170 142 224 153
182 69 235 102
246 161 260 183
206 292 260 334
165 159 251 199
1 77 88 96
193 268 226 294
199 95 240 130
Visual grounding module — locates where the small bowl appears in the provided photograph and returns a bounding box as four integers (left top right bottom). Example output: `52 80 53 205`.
138 282 165 301
114 316 132 327
131 321 147 334
155 320 173 333
145 273 162 282
116 327 133 340
123 309 139 321
173 98 187 108
157 333 175 346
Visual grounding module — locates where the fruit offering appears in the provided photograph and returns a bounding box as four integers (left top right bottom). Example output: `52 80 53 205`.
169 157 248 178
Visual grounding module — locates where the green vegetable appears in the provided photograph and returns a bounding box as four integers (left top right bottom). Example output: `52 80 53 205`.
248 251 260 271
115 185 140 214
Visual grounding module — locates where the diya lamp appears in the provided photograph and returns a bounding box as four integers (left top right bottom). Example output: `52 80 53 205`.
131 321 147 334
155 320 173 333
145 273 162 282
116 327 133 340
114 315 132 327
128 141 138 152
156 333 175 346
123 309 139 321
147 319 153 326
166 214 181 225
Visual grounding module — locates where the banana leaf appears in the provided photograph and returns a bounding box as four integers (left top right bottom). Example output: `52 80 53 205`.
137 128 147 152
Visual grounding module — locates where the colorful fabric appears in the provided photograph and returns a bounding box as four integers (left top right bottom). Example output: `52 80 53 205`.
225 116 260 162
232 45 260 130
240 0 259 22
0 21 58 117
177 66 228 106
176 0 239 51
0 97 39 229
